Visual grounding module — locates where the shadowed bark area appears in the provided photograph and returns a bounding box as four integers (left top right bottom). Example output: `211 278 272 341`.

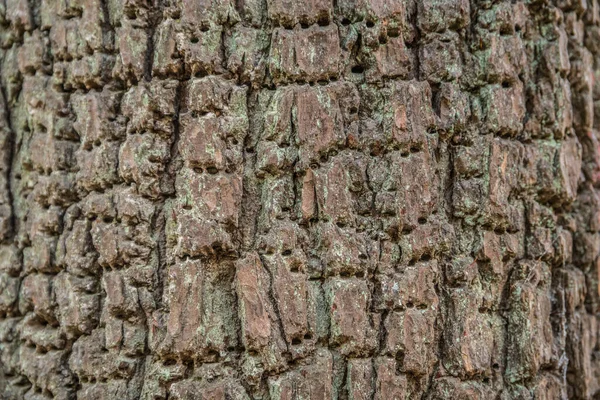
0 0 599 398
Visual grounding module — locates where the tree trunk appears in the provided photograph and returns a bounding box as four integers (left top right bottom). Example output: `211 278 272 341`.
0 0 599 398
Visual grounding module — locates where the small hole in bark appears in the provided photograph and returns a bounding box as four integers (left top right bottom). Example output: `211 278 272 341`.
190 37 199 44
500 25 512 35
351 65 365 74
379 36 388 44
483 378 490 384
102 216 113 223
114 311 127 319
341 18 351 26
349 107 358 114
406 302 414 308
164 359 177 366
304 333 313 340
492 363 500 370
388 28 400 38
291 338 302 345
282 249 292 256
317 16 329 26
193 166 203 173
401 151 410 158
300 22 310 29
410 146 420 153
340 271 351 277
420 254 431 262
359 253 367 260
248 350 259 356
206 166 218 174
356 271 365 278
366 20 375 28
290 264 299 272
336 221 346 228
395 351 405 366
418 217 427 225
502 81 511 88
200 26 209 32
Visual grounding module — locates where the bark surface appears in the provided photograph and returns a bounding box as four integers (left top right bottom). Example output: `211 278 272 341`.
0 0 599 399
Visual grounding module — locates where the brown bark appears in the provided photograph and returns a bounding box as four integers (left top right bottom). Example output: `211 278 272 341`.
0 0 599 398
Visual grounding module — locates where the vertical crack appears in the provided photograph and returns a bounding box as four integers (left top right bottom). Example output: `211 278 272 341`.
0 82 17 243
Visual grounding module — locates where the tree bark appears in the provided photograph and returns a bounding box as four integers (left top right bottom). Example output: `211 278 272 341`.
0 0 599 398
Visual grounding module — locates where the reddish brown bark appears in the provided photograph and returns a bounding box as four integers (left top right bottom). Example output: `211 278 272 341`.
0 0 599 398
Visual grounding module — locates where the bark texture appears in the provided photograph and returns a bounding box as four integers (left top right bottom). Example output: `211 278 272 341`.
0 0 599 399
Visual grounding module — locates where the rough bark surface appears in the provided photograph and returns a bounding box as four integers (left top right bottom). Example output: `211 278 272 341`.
0 0 599 399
